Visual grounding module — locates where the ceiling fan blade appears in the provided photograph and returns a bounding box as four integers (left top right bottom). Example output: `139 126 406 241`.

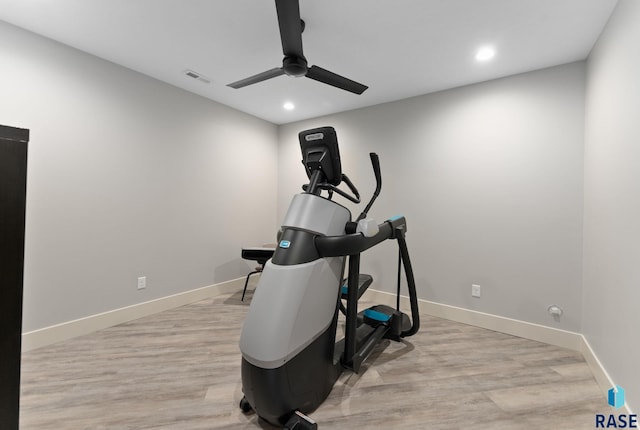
306 65 368 95
227 67 285 89
275 0 304 58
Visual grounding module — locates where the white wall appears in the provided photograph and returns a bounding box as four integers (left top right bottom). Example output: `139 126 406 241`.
279 62 586 332
0 21 278 332
583 0 640 413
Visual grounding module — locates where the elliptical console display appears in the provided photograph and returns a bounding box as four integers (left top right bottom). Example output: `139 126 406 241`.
238 126 420 429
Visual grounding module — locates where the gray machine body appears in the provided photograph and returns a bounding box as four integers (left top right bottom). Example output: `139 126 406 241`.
240 194 351 369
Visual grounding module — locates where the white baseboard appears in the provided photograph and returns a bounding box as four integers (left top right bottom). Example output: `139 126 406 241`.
21 278 244 352
579 335 634 415
363 288 632 413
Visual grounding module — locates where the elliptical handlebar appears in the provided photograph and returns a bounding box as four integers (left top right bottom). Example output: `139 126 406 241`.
302 172 361 203
356 153 382 222
316 220 393 257
315 215 407 258
334 173 360 203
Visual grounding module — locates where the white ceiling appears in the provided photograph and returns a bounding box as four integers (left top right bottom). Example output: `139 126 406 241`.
0 0 618 124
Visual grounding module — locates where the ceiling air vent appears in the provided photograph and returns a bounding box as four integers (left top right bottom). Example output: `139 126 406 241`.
183 69 211 84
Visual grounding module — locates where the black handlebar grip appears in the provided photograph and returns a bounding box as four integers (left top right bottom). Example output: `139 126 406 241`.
369 153 382 194
357 152 383 222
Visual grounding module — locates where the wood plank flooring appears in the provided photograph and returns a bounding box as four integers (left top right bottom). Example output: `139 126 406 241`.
21 285 610 429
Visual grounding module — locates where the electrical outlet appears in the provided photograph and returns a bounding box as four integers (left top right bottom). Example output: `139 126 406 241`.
137 276 146 290
471 284 481 298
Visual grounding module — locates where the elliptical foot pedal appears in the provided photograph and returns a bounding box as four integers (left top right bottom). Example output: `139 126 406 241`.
363 304 409 340
363 306 392 327
340 274 374 299
284 410 318 430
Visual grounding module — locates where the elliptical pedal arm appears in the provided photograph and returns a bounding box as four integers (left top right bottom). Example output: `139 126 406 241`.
394 226 420 338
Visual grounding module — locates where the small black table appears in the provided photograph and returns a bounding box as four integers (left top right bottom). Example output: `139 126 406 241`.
241 246 275 301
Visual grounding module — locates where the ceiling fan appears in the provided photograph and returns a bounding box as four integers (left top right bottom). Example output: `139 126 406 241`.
227 0 368 95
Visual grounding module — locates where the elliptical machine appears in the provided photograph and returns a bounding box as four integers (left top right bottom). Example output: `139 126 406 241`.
239 126 420 429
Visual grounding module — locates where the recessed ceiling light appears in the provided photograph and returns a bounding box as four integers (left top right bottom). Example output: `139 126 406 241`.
283 102 295 110
475 46 496 62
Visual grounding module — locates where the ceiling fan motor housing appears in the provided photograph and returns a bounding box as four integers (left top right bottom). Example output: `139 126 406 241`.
283 56 308 77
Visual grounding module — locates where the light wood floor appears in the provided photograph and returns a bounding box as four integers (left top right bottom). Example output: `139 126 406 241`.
21 285 609 429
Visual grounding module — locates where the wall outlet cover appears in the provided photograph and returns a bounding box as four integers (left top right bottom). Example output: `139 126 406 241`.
472 284 481 298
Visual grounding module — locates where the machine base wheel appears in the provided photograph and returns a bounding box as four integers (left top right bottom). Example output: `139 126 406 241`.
239 396 252 413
